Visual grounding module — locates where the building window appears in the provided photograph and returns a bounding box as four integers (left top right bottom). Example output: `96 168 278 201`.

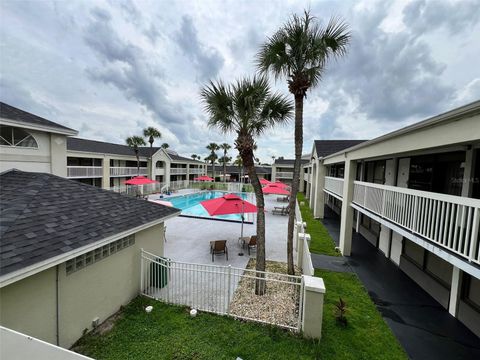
66 235 135 275
0 125 38 148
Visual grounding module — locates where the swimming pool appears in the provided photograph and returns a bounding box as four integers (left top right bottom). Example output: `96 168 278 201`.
167 191 250 221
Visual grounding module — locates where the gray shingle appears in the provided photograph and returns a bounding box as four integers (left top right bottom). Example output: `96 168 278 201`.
0 170 180 276
314 140 367 158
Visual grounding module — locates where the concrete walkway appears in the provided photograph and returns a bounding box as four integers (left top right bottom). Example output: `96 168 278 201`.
317 207 480 359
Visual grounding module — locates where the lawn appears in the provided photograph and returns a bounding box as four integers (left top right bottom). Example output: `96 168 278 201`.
74 270 406 360
297 192 339 256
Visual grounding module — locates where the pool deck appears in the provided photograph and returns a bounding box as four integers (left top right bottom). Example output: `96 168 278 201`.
161 190 294 269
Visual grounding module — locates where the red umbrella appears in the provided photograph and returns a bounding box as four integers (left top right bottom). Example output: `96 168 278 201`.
260 178 272 186
194 175 214 181
262 184 291 195
124 176 158 185
274 180 289 188
201 194 257 238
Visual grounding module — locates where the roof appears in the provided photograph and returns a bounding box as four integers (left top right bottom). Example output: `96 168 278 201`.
0 102 77 135
0 170 180 278
274 158 309 165
314 140 367 158
207 165 272 174
67 137 203 163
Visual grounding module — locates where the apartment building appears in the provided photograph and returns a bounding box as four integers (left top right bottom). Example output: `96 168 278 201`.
271 156 309 185
304 101 480 336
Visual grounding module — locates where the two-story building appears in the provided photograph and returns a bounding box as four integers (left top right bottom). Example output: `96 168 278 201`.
305 100 480 337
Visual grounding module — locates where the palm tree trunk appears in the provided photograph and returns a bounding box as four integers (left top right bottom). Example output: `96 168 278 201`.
286 94 304 275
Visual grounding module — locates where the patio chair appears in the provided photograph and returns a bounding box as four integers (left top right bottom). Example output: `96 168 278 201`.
246 235 257 255
272 206 287 215
210 240 228 262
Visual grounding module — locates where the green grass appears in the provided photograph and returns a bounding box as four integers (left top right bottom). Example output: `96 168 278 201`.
297 193 339 256
315 269 407 360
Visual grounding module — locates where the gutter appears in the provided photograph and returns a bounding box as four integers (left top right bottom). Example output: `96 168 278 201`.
0 211 180 288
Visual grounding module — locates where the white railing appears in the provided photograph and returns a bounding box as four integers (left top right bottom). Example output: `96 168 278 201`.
170 167 187 175
295 200 314 276
276 172 293 179
140 250 303 331
324 176 344 199
353 181 480 265
110 167 148 177
189 167 204 174
67 166 103 178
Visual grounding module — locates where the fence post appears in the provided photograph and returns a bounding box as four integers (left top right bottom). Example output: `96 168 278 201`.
227 265 232 315
301 275 326 339
140 248 144 294
297 233 305 270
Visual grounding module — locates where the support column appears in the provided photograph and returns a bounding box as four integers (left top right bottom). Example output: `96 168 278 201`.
305 167 311 198
309 163 316 208
302 275 326 339
102 156 111 189
339 159 357 256
313 160 326 219
449 266 462 316
462 147 475 197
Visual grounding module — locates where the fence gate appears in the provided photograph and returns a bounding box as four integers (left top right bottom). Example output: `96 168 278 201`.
140 250 303 331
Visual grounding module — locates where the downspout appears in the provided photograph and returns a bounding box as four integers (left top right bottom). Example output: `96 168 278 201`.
56 265 60 346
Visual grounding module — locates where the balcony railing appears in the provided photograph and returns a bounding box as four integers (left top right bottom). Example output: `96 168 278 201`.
352 181 480 265
67 166 103 178
276 171 293 179
110 167 147 177
324 176 344 199
189 167 204 174
170 167 187 175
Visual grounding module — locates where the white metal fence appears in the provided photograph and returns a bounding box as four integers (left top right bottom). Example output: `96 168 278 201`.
140 250 303 331
295 201 314 276
110 167 148 177
66 166 103 178
324 176 344 199
353 181 480 265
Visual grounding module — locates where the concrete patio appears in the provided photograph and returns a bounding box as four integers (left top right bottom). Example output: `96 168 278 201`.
163 190 294 268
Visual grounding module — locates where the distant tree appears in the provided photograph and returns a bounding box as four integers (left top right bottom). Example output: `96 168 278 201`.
161 143 169 149
143 127 162 160
218 155 232 181
220 143 232 182
257 11 350 274
206 143 220 179
191 154 198 160
234 155 243 183
126 136 147 175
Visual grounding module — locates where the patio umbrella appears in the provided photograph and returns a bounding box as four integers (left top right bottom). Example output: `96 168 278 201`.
193 175 214 181
124 176 158 185
200 193 257 238
262 184 291 195
260 178 272 186
148 199 174 207
273 180 289 189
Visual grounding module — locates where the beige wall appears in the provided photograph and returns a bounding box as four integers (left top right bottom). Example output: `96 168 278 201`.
0 223 165 348
50 134 67 177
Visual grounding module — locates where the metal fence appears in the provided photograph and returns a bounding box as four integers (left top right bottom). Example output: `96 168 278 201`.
140 250 303 331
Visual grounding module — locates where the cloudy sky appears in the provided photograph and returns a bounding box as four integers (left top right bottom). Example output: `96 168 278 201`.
1 0 479 162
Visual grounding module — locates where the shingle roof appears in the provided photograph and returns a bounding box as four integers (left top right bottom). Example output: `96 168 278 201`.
0 102 77 134
274 158 309 165
0 170 179 277
314 140 367 158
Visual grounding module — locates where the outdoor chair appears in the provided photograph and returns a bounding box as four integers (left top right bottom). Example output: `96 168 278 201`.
246 235 257 255
276 196 289 202
210 240 228 262
272 206 288 215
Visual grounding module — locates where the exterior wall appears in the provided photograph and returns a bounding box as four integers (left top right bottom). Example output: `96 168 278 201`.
0 223 165 348
50 134 68 177
0 129 55 174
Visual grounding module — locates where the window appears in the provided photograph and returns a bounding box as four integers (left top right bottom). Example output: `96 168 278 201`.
65 235 135 275
0 125 38 148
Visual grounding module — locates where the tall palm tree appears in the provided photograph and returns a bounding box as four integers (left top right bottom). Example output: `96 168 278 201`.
143 127 162 158
126 136 147 175
191 154 198 160
206 143 220 179
161 143 169 149
218 155 232 181
257 11 350 274
234 155 243 183
201 76 293 294
220 143 231 182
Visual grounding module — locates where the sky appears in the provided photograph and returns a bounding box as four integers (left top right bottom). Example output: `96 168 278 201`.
1 0 479 163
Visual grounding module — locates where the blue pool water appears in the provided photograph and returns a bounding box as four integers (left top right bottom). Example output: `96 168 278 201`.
167 191 248 221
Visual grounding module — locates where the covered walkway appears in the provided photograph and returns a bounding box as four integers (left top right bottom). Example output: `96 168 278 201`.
313 206 480 360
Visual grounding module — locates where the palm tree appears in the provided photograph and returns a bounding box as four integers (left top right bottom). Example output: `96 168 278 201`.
191 154 198 160
161 143 169 149
218 155 232 181
143 127 162 158
126 136 147 175
206 143 220 179
220 143 231 182
257 11 350 274
201 76 293 294
234 155 243 183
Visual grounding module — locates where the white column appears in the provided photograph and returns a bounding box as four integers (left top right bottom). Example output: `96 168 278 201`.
448 266 462 316
309 163 316 207
339 159 357 256
355 161 364 232
313 160 326 219
102 156 110 189
462 148 475 197
301 275 326 339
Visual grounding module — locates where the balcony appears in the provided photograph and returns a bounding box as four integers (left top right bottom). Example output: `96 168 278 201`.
67 166 103 178
110 167 147 177
189 167 204 174
324 176 344 199
276 171 293 179
352 181 480 266
170 167 187 175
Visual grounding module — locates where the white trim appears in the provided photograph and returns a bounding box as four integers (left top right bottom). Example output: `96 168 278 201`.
351 203 480 279
0 118 78 136
0 212 179 288
323 188 343 201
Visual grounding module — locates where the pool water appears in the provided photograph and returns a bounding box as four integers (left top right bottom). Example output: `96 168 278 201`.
167 191 248 221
